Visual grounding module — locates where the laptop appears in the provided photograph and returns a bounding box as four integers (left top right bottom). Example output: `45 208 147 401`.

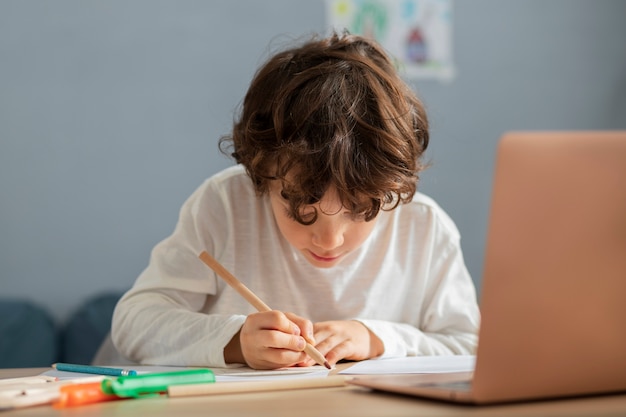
349 131 626 404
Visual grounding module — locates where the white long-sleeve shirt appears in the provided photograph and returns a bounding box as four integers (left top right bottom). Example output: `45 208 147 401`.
111 165 480 367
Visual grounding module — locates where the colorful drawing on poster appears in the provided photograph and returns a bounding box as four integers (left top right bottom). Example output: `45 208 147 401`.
325 0 455 81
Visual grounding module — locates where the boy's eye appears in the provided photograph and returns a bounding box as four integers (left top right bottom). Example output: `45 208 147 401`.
283 207 316 223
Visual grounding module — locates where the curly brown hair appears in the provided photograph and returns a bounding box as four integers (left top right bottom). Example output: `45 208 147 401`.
219 31 429 225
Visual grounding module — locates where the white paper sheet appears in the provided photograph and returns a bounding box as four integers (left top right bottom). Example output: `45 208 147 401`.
212 366 330 382
339 355 475 375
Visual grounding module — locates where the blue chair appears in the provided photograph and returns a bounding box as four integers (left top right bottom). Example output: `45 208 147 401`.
60 292 123 365
0 299 59 368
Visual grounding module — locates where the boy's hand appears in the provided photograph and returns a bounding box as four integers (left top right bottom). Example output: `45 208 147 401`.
295 320 384 368
225 311 315 369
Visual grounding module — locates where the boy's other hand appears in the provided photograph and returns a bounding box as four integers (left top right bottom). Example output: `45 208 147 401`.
295 320 384 368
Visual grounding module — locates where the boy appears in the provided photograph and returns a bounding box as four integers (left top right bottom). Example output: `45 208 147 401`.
111 32 480 369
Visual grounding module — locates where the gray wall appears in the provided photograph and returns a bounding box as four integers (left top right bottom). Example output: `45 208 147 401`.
2 0 625 322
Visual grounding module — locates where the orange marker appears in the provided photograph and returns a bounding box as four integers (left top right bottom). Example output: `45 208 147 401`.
53 382 120 408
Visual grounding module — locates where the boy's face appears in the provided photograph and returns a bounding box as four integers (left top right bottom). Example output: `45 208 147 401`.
268 181 378 268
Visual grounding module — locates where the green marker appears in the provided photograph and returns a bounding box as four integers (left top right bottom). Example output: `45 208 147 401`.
101 369 215 398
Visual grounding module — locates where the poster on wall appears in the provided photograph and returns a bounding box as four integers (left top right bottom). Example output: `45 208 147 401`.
325 0 455 82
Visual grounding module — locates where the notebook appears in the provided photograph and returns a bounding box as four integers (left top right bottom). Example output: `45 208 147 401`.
349 131 626 404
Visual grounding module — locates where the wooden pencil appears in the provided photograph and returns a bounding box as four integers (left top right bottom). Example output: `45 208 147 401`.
168 375 346 397
198 251 331 370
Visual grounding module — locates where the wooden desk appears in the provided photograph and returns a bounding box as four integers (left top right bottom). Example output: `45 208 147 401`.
2 367 626 416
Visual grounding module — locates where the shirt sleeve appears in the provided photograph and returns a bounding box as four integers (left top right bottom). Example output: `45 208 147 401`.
112 288 246 367
111 178 245 367
357 217 480 358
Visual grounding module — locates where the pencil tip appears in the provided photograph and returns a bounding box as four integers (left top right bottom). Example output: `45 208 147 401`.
324 361 331 370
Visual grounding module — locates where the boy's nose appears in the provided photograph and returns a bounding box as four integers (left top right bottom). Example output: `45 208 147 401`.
311 224 344 251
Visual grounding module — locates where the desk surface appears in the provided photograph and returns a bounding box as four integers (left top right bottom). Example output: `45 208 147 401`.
2 367 626 417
